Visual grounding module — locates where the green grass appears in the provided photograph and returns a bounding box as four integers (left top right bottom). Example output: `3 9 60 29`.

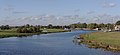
83 32 120 47
0 28 34 38
45 29 69 32
0 28 70 38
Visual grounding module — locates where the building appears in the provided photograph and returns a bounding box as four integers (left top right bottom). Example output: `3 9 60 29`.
115 25 120 31
93 28 101 31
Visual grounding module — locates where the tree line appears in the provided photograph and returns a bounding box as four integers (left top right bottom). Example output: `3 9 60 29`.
0 20 120 33
40 24 70 29
0 24 70 33
17 24 42 33
69 23 114 30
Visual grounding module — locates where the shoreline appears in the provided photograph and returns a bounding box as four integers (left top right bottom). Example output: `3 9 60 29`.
0 30 70 38
79 32 120 52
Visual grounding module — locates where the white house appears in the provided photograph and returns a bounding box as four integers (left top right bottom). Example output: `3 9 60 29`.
115 25 120 31
64 28 69 30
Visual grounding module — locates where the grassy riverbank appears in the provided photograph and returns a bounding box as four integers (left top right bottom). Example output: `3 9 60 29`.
41 29 70 33
0 29 70 38
80 32 120 51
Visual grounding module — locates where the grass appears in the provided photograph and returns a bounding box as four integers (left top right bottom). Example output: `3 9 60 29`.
44 29 70 33
0 28 70 38
81 32 120 49
0 28 34 38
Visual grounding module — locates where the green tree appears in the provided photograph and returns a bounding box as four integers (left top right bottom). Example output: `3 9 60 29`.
87 23 98 29
22 27 28 33
98 23 105 28
105 23 114 29
48 24 53 29
116 20 120 25
17 24 42 33
25 24 30 28
81 23 87 28
17 28 22 33
1 25 10 30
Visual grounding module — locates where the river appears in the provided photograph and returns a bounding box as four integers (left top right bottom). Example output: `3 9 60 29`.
0 30 120 55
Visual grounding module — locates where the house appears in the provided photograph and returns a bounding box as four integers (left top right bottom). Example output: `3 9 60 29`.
115 25 120 31
93 28 101 31
101 27 112 32
64 28 69 30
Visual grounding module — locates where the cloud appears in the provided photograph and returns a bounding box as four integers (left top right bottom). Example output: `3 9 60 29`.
102 2 117 8
12 11 27 14
7 14 81 25
109 3 116 7
4 5 14 11
4 7 14 11
1 13 120 26
74 9 80 12
90 13 120 23
86 11 95 14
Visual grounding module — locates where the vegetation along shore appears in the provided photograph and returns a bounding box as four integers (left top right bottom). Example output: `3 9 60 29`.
0 24 71 38
79 32 120 52
76 20 120 52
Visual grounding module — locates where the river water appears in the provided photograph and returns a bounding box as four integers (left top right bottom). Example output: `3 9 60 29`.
0 30 120 55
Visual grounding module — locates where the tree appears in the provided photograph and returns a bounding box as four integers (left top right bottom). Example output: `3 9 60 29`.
98 23 105 28
17 28 22 33
81 23 87 28
21 27 28 33
87 23 98 29
17 24 42 33
27 27 34 33
116 20 120 25
0 25 10 30
48 24 53 29
105 23 114 29
25 24 30 28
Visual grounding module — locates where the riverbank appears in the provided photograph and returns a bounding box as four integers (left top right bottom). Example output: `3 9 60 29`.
0 29 70 38
80 32 120 52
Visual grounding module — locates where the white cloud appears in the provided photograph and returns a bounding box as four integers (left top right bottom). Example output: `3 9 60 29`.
1 14 120 26
12 11 27 14
90 13 120 23
109 3 116 7
3 15 80 25
102 2 117 8
86 11 95 14
74 9 80 12
3 5 14 11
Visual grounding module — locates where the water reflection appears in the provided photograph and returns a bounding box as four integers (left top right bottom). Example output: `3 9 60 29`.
0 30 120 55
72 35 81 43
73 38 82 45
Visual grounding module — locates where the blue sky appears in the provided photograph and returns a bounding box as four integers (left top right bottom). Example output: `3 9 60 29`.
0 0 120 25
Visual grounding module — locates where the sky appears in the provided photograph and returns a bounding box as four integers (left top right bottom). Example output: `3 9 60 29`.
0 0 120 25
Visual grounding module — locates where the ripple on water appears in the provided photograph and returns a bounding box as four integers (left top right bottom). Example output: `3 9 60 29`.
0 30 120 55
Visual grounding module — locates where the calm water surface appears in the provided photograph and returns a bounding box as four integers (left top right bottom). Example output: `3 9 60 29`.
0 30 120 55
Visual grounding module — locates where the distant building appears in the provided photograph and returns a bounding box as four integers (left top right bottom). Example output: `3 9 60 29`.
115 25 120 31
64 28 69 30
93 28 101 31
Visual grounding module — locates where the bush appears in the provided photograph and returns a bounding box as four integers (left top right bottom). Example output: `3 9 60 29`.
17 25 42 33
